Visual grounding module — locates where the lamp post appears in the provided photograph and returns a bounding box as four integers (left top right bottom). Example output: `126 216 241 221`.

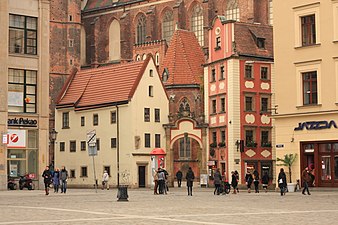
49 128 58 170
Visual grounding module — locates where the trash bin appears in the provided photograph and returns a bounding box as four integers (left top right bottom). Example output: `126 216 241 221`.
117 185 128 201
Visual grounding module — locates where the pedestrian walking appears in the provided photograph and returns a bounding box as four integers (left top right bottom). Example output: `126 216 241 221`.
245 171 253 193
301 167 311 195
213 168 222 195
186 167 195 196
153 169 159 195
253 169 260 193
234 170 239 193
102 170 109 190
163 168 169 193
42 166 52 195
53 168 60 193
176 170 183 187
60 166 68 194
231 171 238 194
262 172 269 193
157 168 165 194
278 168 287 196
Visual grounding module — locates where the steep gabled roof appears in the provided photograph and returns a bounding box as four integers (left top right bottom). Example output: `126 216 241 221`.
234 23 273 59
56 57 151 110
161 29 205 86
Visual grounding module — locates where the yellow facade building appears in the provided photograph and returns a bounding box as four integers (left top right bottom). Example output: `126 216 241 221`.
274 0 338 187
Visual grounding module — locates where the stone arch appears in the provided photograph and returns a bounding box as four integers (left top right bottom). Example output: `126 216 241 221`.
108 19 121 61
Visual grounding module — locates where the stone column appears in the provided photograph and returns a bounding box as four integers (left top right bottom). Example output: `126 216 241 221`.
200 125 208 174
0 0 8 190
163 124 174 186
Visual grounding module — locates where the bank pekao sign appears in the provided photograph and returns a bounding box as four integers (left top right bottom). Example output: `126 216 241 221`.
8 117 38 127
294 120 337 131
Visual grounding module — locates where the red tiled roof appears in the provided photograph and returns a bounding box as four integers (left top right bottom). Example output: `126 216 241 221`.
161 29 205 86
234 23 273 59
85 0 112 10
57 57 151 110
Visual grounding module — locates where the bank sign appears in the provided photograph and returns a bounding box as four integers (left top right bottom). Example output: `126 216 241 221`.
7 130 26 148
294 120 337 131
8 117 38 127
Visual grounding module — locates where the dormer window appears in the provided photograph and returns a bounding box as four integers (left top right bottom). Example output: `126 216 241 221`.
162 68 169 82
257 38 265 49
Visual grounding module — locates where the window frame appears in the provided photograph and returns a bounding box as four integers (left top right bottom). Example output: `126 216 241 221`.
302 71 318 105
70 140 76 152
80 166 88 177
191 4 204 46
136 14 146 44
155 108 160 122
301 14 316 47
155 134 161 148
93 114 99 126
220 66 225 80
245 64 253 79
144 108 150 122
145 133 151 148
60 142 65 152
260 66 269 80
149 85 154 97
62 112 70 129
111 138 117 148
162 10 174 42
111 111 117 124
80 141 86 151
81 116 85 127
245 95 254 112
179 133 191 159
211 68 216 82
220 97 225 113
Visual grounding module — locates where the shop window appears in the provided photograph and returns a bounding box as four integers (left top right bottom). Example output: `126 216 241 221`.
302 71 317 105
191 4 204 46
62 112 69 128
111 111 117 124
245 64 253 79
60 142 65 152
70 169 76 178
136 14 146 44
81 141 86 151
144 108 150 122
162 10 174 42
179 133 191 159
155 108 160 122
111 138 117 148
80 166 88 177
9 14 37 55
8 69 37 113
260 67 269 80
145 133 151 148
301 14 316 46
70 141 76 152
81 116 85 126
155 134 161 148
93 114 99 126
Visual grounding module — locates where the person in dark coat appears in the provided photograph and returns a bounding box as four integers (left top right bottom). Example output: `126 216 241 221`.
253 169 260 193
176 170 183 187
262 172 269 193
245 171 253 193
234 170 240 193
301 167 311 195
60 166 68 194
186 167 195 196
231 171 238 194
278 168 287 196
53 168 60 193
213 168 222 195
42 166 52 195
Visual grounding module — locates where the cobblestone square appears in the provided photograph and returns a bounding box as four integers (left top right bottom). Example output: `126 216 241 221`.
0 187 338 225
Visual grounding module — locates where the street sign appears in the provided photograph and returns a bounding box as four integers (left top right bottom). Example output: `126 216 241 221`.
88 145 97 156
87 130 96 147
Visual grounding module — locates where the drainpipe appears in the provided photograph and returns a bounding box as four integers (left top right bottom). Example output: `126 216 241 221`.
117 105 120 186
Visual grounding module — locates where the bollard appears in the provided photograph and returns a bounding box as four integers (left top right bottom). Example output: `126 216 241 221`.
117 185 129 201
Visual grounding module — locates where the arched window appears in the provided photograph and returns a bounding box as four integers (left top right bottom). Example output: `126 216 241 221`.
155 52 160 66
191 4 204 46
136 14 146 44
162 10 174 42
179 98 191 113
136 54 141 61
109 20 121 61
80 26 86 65
226 0 239 21
179 133 191 159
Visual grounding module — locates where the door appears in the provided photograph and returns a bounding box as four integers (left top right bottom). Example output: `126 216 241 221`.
138 166 146 188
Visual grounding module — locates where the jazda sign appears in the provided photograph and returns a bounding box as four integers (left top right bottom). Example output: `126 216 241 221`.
294 120 337 131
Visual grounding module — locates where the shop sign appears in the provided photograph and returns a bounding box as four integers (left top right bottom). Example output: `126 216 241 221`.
7 130 26 148
8 117 38 127
2 134 8 144
294 120 337 131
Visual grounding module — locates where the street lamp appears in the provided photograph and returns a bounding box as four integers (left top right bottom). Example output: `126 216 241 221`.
49 128 58 169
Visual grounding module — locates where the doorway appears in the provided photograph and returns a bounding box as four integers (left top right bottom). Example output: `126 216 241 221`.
138 165 146 188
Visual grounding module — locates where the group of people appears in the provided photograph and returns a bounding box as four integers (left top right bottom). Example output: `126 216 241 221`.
42 166 68 195
153 168 170 195
244 170 270 193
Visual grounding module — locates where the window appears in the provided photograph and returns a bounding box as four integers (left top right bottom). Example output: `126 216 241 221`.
245 130 256 147
162 11 174 42
303 71 317 105
220 97 225 113
245 96 253 111
269 0 273 25
149 86 153 97
257 38 265 49
104 166 111 177
149 69 153 77
145 133 150 148
8 69 37 113
215 37 221 49
93 114 98 126
260 67 268 80
111 111 117 124
179 133 191 158
211 69 216 82
226 0 239 21
301 14 316 46
220 66 224 80
179 98 190 114
144 108 150 122
191 4 204 46
81 116 85 126
245 65 253 79
69 39 74 47
212 131 217 144
155 108 160 122
62 112 69 128
96 138 100 151
261 130 271 147
136 14 146 44
80 166 88 177
81 141 86 151
70 169 76 178
9 14 37 55
261 97 269 112
212 99 217 114
111 138 117 148
155 134 161 148
60 142 65 152
221 130 226 142
70 141 76 152
69 15 73 22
